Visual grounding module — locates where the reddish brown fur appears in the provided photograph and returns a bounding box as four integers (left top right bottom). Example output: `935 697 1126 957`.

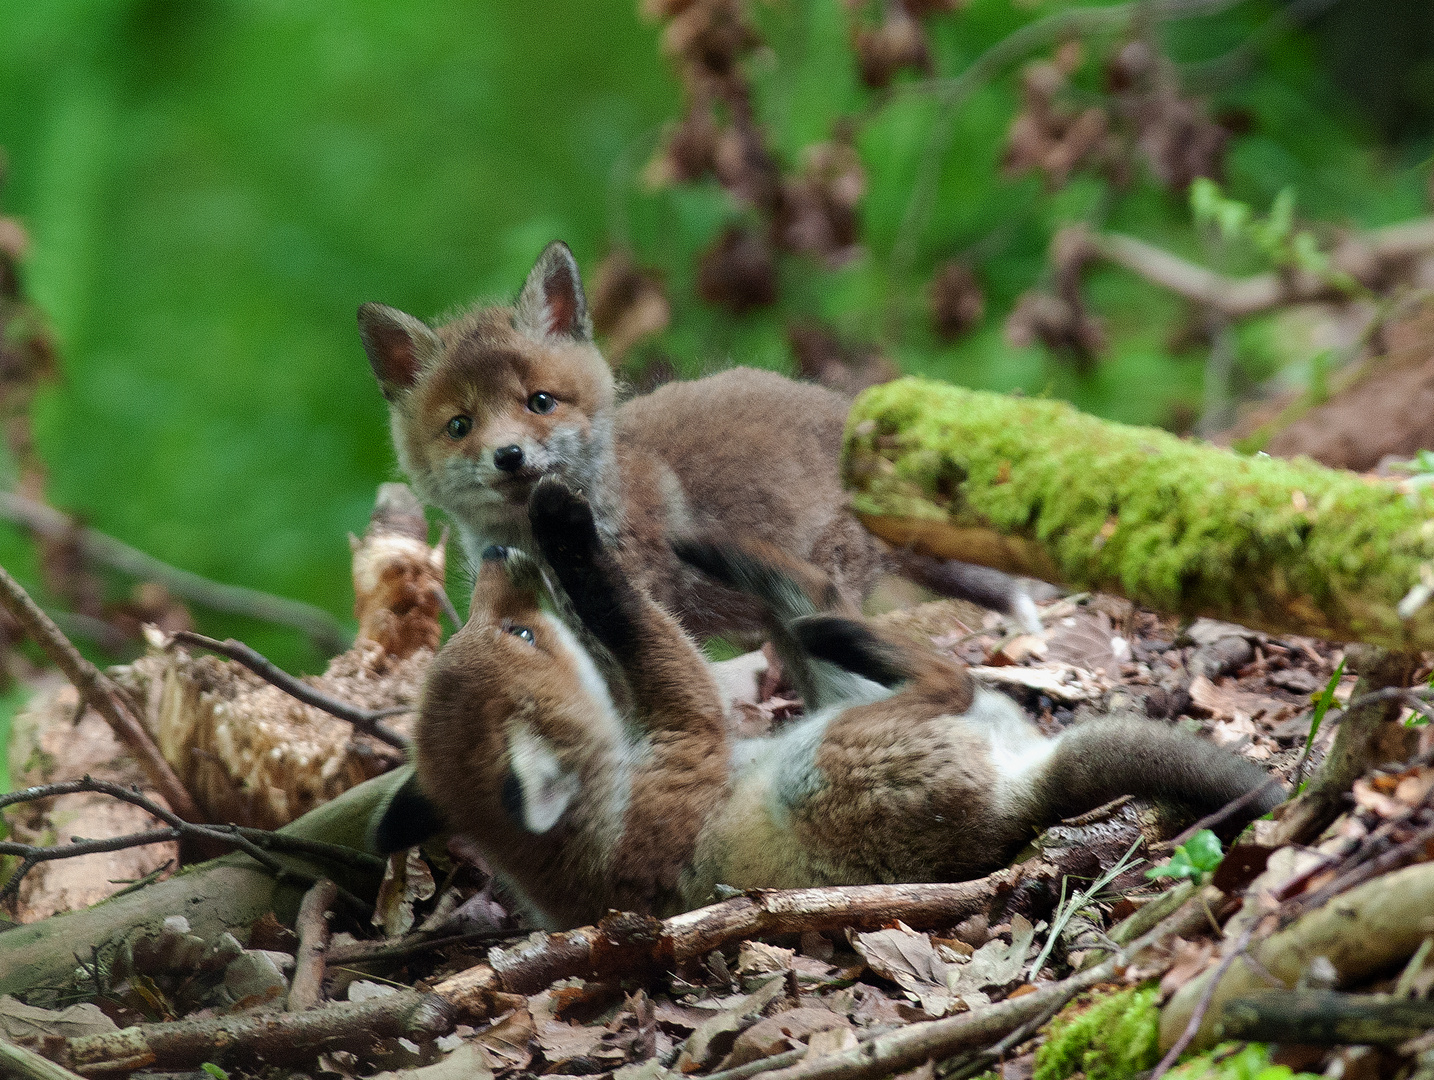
412 554 730 928
362 243 887 645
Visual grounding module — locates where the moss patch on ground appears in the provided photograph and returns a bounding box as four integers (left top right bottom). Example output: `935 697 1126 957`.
845 378 1434 649
1031 986 1160 1080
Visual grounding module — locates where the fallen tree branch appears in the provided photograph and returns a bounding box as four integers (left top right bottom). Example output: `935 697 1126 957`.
63 988 453 1074
0 562 202 822
1159 861 1434 1051
0 490 350 654
1059 217 1434 320
166 629 411 749
0 778 372 915
288 878 337 1010
844 379 1434 650
435 868 1061 1004
1217 989 1434 1047
693 887 1214 1080
0 767 407 998
0 1039 86 1080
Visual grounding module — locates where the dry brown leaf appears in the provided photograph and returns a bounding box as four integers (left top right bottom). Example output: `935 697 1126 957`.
715 1008 852 1070
1158 938 1216 1000
373 849 437 937
0 995 117 1044
473 1003 536 1072
1188 675 1295 725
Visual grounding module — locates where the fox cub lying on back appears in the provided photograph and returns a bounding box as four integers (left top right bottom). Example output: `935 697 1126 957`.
375 479 1282 931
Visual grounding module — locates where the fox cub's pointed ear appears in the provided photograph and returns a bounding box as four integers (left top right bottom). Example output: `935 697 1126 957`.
358 303 442 399
369 766 447 854
515 241 592 342
502 724 579 834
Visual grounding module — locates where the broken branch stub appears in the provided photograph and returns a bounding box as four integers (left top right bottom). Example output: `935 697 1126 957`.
128 482 440 828
845 378 1434 650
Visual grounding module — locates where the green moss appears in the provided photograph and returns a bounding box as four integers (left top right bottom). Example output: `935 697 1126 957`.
845 378 1434 650
1032 986 1160 1080
1167 1042 1321 1080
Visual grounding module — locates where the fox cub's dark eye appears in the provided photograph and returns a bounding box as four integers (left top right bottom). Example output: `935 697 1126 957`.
527 392 556 415
507 625 535 645
446 415 472 439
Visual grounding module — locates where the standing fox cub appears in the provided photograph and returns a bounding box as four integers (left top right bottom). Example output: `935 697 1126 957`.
358 241 882 642
358 242 1035 642
375 479 1282 930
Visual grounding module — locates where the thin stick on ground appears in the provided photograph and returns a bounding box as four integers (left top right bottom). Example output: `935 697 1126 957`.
0 778 374 915
0 561 203 822
1164 776 1286 851
66 988 454 1073
1150 922 1256 1080
0 490 350 653
0 1037 87 1080
168 629 411 749
289 878 338 1010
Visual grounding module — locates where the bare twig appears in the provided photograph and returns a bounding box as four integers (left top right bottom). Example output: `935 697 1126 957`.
1164 776 1286 851
436 868 1061 1004
325 926 519 968
168 629 411 750
66 988 454 1072
289 878 338 1010
1061 219 1434 321
1150 922 1256 1080
0 490 350 653
0 778 373 915
0 561 203 822
0 1038 86 1080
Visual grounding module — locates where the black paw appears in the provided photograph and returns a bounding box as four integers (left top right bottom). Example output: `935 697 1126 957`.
528 477 600 564
370 771 447 854
791 615 910 688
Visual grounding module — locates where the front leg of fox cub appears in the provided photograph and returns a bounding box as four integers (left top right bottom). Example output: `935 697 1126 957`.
528 478 725 737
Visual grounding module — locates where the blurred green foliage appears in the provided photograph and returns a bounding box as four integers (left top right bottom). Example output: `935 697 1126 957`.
0 0 1428 701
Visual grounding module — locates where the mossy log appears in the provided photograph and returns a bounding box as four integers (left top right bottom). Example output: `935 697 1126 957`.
0 766 404 999
844 378 1434 649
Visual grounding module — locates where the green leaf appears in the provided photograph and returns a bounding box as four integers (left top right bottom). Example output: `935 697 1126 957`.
1146 830 1223 883
201 1065 229 1080
1298 659 1345 793
1182 829 1224 874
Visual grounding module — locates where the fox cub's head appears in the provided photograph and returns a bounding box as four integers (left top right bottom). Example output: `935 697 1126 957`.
414 545 620 839
358 242 616 536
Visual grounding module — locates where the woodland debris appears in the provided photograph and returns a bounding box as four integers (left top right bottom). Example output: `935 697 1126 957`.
0 562 201 822
1159 861 1434 1051
288 877 338 1010
118 482 440 828
0 765 405 998
434 870 1060 1008
63 987 454 1074
3 676 179 921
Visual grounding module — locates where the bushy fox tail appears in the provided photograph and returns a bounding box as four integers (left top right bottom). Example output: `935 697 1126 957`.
674 537 899 710
1033 716 1283 832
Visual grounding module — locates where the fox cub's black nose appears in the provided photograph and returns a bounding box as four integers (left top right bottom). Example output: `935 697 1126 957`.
493 445 525 472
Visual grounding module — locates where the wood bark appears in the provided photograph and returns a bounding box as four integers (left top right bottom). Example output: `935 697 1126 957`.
0 764 405 998
64 988 453 1074
1158 861 1434 1051
844 378 1434 650
1217 990 1434 1047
